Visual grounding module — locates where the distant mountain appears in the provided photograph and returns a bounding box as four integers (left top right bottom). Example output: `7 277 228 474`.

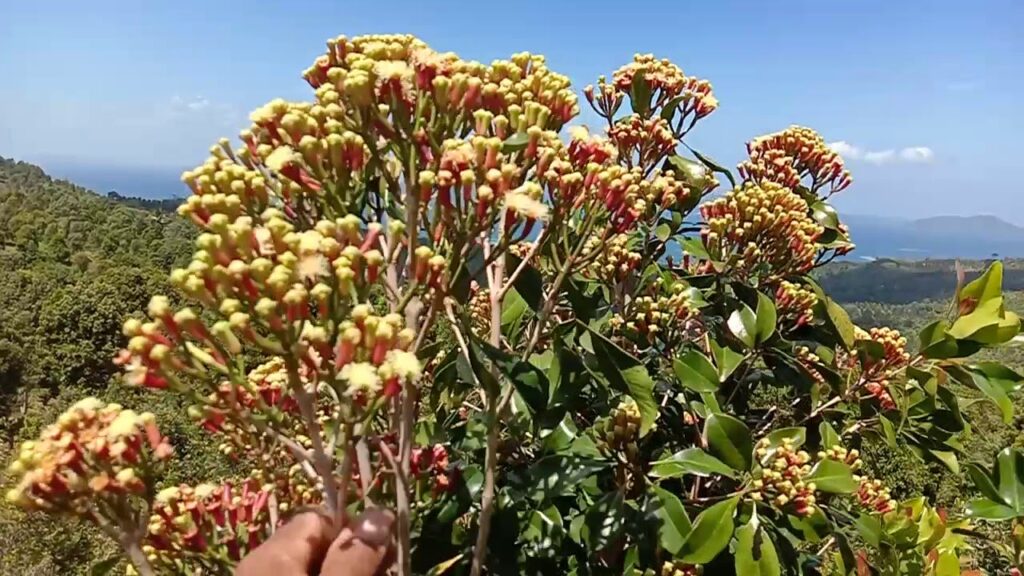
842 214 1024 259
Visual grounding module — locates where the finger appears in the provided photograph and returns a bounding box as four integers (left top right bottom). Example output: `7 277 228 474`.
236 511 337 576
320 508 395 576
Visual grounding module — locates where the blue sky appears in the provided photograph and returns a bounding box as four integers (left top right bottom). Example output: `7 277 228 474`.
1 0 1021 221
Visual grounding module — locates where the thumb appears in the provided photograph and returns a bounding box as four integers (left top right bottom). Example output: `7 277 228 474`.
320 508 395 576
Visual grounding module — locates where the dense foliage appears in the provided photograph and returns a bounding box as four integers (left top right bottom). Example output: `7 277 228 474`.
5 36 1024 576
0 158 234 574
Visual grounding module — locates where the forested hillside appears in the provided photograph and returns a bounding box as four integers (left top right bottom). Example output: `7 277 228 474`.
0 158 234 573
1 157 1022 572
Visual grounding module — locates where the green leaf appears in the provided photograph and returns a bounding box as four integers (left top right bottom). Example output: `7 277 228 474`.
654 222 672 242
529 455 609 500
426 554 465 575
764 427 806 450
918 319 960 358
659 95 686 122
949 296 1006 341
755 292 777 344
960 261 1003 307
996 448 1024 513
684 144 737 188
927 449 960 474
818 421 840 449
703 413 753 471
650 447 737 479
970 368 1014 424
735 512 781 576
810 201 841 230
666 155 717 193
501 286 529 328
965 498 1018 520
629 71 651 115
90 557 120 576
585 325 659 435
470 338 548 416
709 339 744 380
651 485 692 554
582 491 626 550
825 298 855 349
507 253 545 312
501 132 530 153
966 462 1004 504
678 496 739 563
879 417 897 448
680 235 711 261
728 304 758 349
673 350 719 393
806 459 857 494
854 513 883 547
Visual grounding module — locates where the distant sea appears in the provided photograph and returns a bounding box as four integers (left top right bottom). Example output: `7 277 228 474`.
35 160 188 200
25 160 1024 261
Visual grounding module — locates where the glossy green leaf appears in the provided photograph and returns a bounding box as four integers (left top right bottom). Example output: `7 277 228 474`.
728 304 758 349
586 325 659 435
918 319 957 358
703 413 753 471
879 417 897 448
501 132 530 153
659 95 686 122
650 447 737 479
501 286 529 328
927 449 960 474
685 144 737 187
825 298 855 349
709 339 744 380
966 462 1004 504
673 350 719 393
960 261 1003 307
630 72 651 115
651 485 692 554
819 421 840 449
854 513 883 547
582 491 626 550
680 235 711 261
970 369 1014 424
811 201 841 230
426 554 465 575
996 448 1024 512
678 496 739 563
965 498 1018 520
666 155 717 194
471 338 548 415
755 292 777 344
949 296 1006 340
764 427 806 450
806 459 857 494
735 512 781 576
529 455 609 500
654 222 672 241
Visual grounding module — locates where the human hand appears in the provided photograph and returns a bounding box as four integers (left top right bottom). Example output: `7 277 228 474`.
235 508 394 576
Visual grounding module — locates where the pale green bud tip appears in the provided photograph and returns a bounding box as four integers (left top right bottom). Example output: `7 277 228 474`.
148 295 171 318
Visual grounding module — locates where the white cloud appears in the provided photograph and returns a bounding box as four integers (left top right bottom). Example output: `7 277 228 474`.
828 140 862 159
171 95 212 112
899 146 935 162
864 150 896 165
828 141 934 166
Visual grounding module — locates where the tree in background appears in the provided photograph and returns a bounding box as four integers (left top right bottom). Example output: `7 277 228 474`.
7 34 1024 575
